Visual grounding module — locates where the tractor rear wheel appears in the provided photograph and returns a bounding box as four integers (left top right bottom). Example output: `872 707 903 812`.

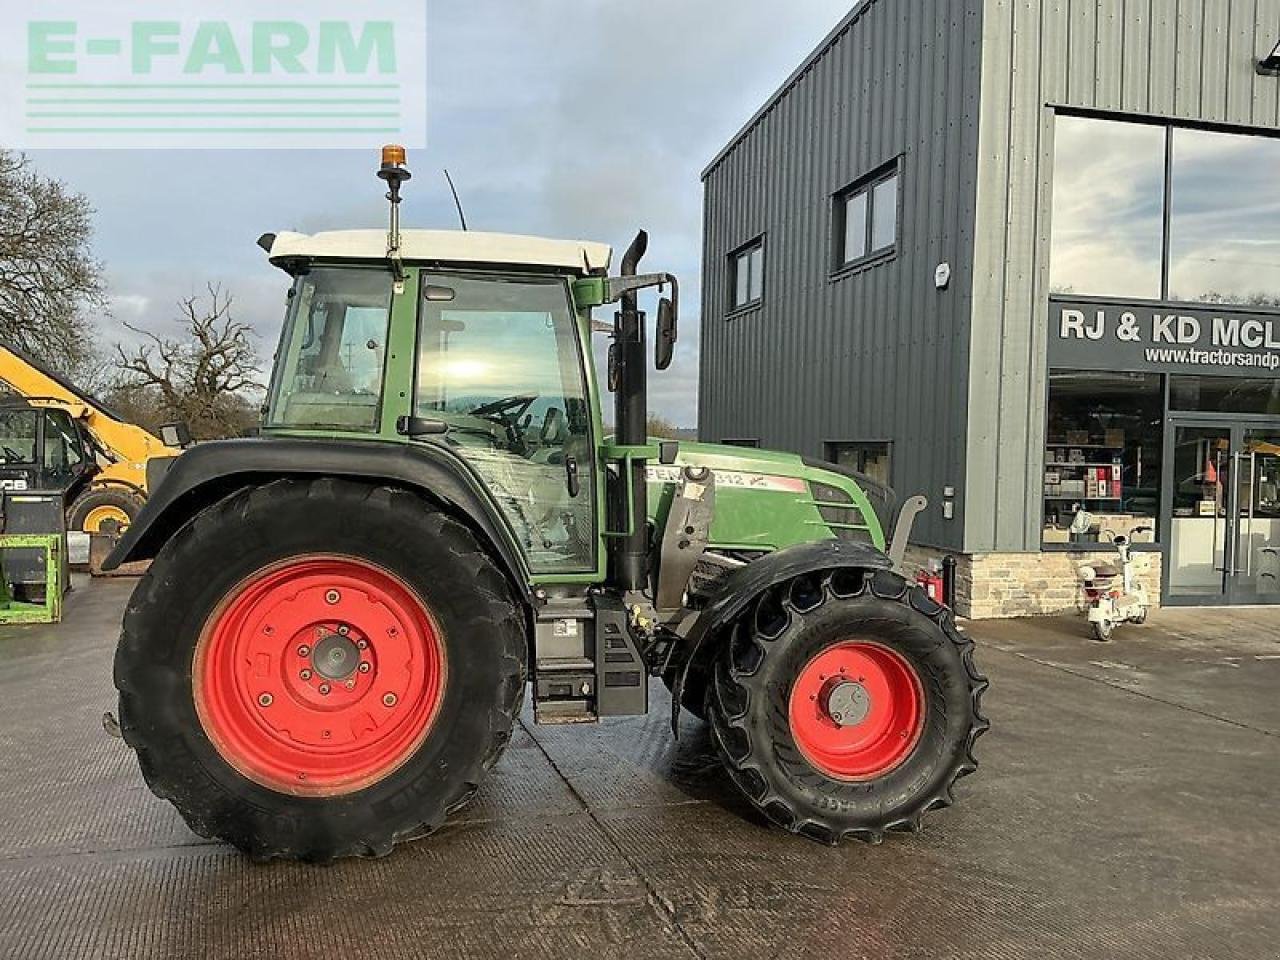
708 569 987 844
114 477 527 861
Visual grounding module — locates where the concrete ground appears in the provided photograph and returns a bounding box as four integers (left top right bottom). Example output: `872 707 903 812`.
1 579 1277 960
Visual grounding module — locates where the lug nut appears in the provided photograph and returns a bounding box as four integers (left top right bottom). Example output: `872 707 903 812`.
319 683 331 695
358 662 371 674
337 624 349 636
298 645 310 657
382 693 397 707
322 730 332 739
325 590 341 605
258 693 273 707
356 639 368 650
300 669 313 680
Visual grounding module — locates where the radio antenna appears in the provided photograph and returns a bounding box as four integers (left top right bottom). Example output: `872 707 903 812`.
443 169 468 231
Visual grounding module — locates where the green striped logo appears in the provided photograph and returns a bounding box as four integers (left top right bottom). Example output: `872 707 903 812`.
4 2 427 149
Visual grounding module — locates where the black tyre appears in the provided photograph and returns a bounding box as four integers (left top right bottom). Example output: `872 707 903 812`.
68 485 146 533
1091 619 1114 642
114 477 527 861
708 568 987 844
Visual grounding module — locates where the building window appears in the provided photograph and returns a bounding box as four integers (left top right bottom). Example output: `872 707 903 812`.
834 164 899 269
1168 128 1280 307
1050 114 1280 307
729 238 764 311
1169 375 1280 415
1050 116 1165 300
1043 371 1162 547
824 441 891 487
721 437 760 448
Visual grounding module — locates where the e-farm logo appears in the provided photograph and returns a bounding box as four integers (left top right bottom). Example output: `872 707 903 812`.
0 1 427 149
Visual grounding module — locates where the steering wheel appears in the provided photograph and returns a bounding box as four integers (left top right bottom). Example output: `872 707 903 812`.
470 394 539 455
471 394 538 420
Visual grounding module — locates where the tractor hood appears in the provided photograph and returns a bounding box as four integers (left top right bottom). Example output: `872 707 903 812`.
643 440 895 552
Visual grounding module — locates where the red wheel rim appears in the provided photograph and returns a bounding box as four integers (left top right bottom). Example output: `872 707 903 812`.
787 641 924 780
193 556 446 797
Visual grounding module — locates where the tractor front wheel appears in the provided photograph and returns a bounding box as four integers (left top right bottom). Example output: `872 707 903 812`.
708 569 987 844
114 478 527 861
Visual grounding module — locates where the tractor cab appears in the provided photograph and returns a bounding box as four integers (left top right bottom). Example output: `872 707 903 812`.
261 236 609 575
0 398 96 499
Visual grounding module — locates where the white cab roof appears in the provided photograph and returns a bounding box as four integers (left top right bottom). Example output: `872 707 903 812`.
266 229 612 274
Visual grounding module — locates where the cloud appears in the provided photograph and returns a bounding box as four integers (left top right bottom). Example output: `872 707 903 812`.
30 0 854 426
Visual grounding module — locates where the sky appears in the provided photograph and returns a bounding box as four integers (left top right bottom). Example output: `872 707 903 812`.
27 1 855 427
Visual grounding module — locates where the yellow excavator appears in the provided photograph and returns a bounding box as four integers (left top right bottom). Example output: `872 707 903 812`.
0 342 184 532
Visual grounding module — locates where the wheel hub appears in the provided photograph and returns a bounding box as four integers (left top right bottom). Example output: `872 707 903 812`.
312 631 360 681
787 640 925 781
193 556 446 797
822 679 871 727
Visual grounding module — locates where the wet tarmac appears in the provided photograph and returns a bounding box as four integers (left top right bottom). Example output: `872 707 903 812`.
1 578 1277 959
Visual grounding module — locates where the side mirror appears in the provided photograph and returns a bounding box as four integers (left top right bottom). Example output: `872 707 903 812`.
656 296 677 370
159 422 194 449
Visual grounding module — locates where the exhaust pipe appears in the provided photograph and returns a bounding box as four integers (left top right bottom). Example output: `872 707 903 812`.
612 230 649 592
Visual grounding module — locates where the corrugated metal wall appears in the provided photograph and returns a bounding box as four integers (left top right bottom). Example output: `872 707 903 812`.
968 0 1280 552
698 0 986 549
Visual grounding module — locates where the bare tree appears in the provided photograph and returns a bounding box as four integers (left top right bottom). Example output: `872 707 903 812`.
115 285 261 439
0 150 105 374
646 414 682 439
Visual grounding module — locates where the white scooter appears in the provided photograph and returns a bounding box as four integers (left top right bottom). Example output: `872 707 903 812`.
1077 525 1153 642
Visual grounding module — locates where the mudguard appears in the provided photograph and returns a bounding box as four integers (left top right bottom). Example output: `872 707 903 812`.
102 437 531 598
670 539 895 734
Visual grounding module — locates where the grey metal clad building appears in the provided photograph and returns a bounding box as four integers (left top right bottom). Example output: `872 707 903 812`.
700 0 1280 617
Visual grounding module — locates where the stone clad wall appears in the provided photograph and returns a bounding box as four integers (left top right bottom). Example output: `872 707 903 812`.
901 544 1163 620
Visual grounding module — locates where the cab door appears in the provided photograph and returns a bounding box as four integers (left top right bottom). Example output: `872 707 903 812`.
413 272 599 576
38 409 94 497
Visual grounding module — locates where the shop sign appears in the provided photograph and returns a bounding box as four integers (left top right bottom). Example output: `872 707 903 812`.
1049 298 1280 374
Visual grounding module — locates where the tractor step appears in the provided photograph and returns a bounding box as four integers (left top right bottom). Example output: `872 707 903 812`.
531 594 648 724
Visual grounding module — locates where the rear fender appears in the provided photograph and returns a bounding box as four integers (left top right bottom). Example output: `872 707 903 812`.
670 540 904 735
102 437 532 601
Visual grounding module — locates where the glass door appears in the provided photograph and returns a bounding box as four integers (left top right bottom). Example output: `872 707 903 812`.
1166 423 1232 603
1232 429 1280 604
1165 421 1280 605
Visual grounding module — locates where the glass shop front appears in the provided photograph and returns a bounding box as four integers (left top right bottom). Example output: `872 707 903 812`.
1043 112 1280 605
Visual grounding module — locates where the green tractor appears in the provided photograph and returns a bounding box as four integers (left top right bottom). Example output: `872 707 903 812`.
107 148 987 861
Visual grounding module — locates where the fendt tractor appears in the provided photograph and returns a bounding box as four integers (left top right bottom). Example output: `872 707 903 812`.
106 148 988 861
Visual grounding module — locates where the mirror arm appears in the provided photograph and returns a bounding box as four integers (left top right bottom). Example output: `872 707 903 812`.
604 272 676 303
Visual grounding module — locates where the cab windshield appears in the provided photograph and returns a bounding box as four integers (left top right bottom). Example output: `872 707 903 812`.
266 268 394 431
